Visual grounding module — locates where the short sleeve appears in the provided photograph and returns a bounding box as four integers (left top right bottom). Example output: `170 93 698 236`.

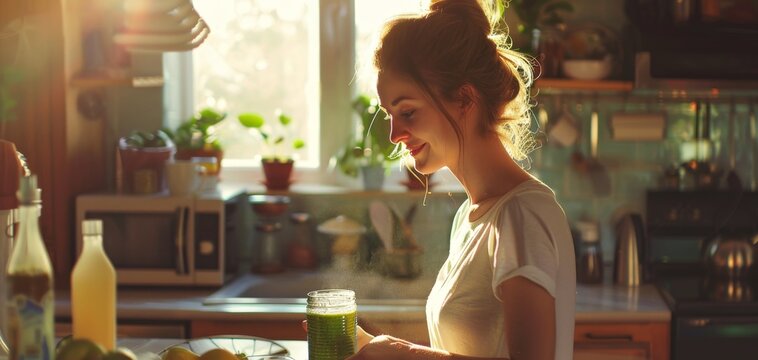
488 193 560 300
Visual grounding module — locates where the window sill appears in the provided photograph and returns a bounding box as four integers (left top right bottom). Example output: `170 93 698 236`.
216 166 465 199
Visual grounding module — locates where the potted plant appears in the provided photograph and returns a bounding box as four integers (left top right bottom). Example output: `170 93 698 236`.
238 110 305 191
117 130 175 194
163 107 226 175
334 95 398 190
510 0 573 55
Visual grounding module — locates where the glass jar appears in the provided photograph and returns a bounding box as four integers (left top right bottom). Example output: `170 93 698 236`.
306 289 357 360
576 221 603 284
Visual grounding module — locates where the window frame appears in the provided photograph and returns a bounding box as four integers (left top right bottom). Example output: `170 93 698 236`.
164 0 459 189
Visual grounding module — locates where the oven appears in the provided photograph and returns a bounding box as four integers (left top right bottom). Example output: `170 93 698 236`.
646 190 758 360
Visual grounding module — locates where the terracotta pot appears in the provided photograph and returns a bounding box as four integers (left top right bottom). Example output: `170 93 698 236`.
261 159 294 191
175 148 223 176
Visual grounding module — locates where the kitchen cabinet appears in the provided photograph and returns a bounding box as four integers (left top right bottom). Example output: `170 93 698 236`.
1 0 108 290
574 322 670 360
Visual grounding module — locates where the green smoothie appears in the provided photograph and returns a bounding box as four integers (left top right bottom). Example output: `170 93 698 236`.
307 310 357 360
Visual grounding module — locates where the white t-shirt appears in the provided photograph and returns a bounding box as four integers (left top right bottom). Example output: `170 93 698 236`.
426 179 576 359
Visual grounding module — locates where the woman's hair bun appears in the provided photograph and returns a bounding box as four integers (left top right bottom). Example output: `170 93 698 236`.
429 0 495 38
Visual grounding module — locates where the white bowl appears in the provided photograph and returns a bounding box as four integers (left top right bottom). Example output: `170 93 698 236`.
562 58 612 81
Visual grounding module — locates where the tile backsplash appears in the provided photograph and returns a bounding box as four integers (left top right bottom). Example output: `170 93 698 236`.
231 97 757 277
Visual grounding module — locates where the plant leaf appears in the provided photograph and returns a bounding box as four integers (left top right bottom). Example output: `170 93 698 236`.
273 136 284 145
279 113 291 126
292 138 305 149
238 113 265 128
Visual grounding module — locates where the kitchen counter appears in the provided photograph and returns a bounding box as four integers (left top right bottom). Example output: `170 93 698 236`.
55 282 670 323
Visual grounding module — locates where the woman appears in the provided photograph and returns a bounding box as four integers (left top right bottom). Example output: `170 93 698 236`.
348 0 576 359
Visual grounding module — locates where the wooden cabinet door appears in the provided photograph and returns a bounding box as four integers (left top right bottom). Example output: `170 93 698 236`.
575 322 670 360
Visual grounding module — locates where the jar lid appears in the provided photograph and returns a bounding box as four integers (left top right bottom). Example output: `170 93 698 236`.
576 220 599 243
317 215 366 235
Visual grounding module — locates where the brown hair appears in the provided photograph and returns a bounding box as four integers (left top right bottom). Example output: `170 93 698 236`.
373 0 535 163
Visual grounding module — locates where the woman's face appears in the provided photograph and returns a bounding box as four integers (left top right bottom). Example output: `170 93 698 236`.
377 71 461 174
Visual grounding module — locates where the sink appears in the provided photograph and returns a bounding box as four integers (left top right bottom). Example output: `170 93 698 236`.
204 270 434 306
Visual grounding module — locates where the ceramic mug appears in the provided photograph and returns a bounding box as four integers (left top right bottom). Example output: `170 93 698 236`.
165 160 205 196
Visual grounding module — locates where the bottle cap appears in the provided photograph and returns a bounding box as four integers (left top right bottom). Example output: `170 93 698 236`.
17 174 41 205
82 219 103 236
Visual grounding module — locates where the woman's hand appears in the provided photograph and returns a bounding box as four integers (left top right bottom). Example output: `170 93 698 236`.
356 324 375 350
350 336 454 360
348 334 415 360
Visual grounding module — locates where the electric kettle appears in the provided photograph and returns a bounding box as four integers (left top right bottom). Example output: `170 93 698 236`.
703 233 755 279
613 213 645 287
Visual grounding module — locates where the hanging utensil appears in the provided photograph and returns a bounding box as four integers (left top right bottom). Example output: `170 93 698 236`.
587 103 611 196
369 201 394 253
726 100 742 191
750 102 757 191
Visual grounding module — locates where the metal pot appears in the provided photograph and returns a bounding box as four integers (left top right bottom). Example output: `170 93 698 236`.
703 234 755 279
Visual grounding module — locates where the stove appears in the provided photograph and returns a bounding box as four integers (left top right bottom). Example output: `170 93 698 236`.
646 190 758 360
657 275 758 316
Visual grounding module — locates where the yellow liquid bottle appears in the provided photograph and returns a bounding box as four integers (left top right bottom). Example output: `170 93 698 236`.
71 219 116 350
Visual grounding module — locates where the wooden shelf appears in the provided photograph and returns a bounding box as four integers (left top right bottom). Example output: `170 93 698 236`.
535 78 634 92
70 75 164 89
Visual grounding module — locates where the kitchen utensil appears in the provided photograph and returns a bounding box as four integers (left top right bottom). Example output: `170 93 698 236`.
390 204 421 250
549 101 579 147
587 107 611 196
703 234 754 279
613 213 645 287
373 247 423 279
725 100 742 191
682 101 721 189
750 102 757 190
369 201 394 252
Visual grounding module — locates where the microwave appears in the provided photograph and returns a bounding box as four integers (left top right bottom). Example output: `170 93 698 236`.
75 194 225 286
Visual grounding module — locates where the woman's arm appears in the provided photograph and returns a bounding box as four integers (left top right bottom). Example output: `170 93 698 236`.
498 276 556 360
349 276 555 360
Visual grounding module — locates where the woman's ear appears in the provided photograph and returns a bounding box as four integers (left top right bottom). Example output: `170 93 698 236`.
457 84 479 113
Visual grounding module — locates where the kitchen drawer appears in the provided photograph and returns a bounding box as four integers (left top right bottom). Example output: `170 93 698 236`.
575 322 669 360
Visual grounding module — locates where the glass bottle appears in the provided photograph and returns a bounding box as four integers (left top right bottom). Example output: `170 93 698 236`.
306 289 357 360
5 175 54 360
72 219 116 350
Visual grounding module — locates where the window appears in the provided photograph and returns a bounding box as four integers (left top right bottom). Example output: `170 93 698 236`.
164 0 426 184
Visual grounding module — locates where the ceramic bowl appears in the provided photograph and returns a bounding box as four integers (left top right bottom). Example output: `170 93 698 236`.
562 57 612 81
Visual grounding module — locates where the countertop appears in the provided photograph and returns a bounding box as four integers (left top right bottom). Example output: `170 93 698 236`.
55 282 670 323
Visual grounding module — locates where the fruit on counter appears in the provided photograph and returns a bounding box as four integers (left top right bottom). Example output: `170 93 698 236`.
161 347 199 360
56 338 106 360
161 347 248 360
198 349 240 360
103 348 138 360
57 338 143 360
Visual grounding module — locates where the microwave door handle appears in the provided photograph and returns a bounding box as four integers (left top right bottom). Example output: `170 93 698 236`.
175 206 187 275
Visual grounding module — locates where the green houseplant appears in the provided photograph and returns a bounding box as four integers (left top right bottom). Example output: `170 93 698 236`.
334 95 397 190
163 107 226 175
118 130 175 194
238 111 305 190
510 0 573 54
